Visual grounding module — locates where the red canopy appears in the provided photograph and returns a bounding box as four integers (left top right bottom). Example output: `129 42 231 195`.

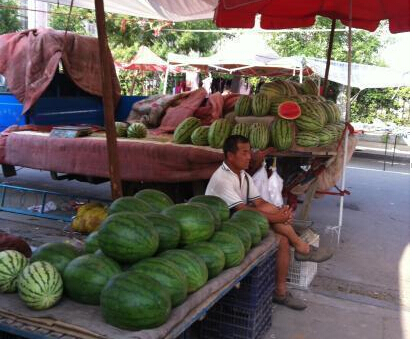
214 0 410 33
115 46 167 72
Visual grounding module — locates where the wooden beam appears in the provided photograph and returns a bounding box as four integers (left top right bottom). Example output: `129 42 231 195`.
323 19 336 97
94 0 123 199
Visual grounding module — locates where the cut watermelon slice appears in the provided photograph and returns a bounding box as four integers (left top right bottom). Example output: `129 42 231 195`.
278 101 301 120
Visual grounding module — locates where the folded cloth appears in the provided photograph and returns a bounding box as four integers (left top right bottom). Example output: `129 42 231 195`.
0 233 32 258
193 92 224 125
0 28 120 114
154 88 207 134
222 93 241 114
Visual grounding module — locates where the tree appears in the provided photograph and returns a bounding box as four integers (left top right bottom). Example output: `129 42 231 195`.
48 5 94 35
0 0 21 34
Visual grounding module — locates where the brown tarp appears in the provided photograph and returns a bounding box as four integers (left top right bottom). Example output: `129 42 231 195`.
0 28 121 113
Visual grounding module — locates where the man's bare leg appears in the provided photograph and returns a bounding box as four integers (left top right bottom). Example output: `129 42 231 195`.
271 223 310 254
275 234 289 297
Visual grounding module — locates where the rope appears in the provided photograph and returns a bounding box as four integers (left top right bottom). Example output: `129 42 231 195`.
316 185 350 196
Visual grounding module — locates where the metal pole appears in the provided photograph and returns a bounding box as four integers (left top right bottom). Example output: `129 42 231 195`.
94 0 123 199
391 134 398 166
337 1 353 244
299 59 303 83
323 19 336 97
163 60 170 94
383 133 389 171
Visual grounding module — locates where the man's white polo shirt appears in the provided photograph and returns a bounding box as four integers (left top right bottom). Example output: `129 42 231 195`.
205 162 260 210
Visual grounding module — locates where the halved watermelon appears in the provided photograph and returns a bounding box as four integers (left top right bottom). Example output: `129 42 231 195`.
278 101 301 120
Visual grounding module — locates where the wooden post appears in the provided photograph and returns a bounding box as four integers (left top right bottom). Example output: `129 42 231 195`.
323 19 336 97
94 0 123 199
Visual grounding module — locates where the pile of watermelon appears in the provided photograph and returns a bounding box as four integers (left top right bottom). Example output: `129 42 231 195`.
171 79 344 151
115 121 148 139
0 189 270 331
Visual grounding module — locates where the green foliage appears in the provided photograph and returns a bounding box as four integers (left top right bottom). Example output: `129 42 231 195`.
0 0 21 34
351 87 410 125
48 5 94 35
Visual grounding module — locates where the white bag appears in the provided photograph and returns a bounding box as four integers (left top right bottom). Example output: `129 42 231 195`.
268 170 284 207
252 164 270 202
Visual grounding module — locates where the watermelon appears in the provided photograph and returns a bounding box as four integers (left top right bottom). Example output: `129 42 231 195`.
130 257 187 307
0 250 29 293
208 118 232 149
63 253 121 305
145 213 181 252
230 210 269 237
229 217 262 247
17 261 63 310
108 196 153 215
191 126 210 146
184 242 225 279
159 249 208 293
115 122 129 137
231 123 250 138
318 129 334 146
295 103 325 132
271 119 294 151
84 231 100 253
101 271 171 330
127 122 147 138
249 123 269 150
296 131 320 147
252 93 271 116
162 203 215 245
234 95 252 116
302 79 319 95
134 189 174 213
209 231 245 268
188 195 230 223
221 221 252 253
173 117 201 144
98 212 159 263
188 202 222 232
278 101 301 120
30 242 81 275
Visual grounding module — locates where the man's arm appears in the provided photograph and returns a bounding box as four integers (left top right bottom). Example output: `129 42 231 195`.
234 198 292 224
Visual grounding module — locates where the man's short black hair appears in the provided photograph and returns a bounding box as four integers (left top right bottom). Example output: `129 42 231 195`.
223 135 250 158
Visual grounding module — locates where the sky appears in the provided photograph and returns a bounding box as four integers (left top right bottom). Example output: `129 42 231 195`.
380 32 410 72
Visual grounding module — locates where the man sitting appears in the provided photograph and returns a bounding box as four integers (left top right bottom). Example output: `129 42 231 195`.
205 135 333 310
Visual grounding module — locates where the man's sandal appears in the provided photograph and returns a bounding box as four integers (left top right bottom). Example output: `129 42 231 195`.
272 291 307 310
294 245 334 263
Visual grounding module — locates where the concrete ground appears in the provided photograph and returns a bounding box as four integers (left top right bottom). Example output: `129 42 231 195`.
0 140 410 339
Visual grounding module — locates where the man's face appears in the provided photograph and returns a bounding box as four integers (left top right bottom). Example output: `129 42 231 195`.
228 142 252 171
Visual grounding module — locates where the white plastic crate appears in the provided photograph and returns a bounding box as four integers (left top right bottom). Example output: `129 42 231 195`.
287 228 319 289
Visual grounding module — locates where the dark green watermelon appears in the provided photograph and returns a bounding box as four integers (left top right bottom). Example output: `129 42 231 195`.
98 212 159 263
108 196 153 215
84 231 100 253
187 202 222 231
145 213 181 252
130 257 187 307
63 253 121 305
30 242 82 275
100 271 171 330
158 249 208 293
231 210 269 237
209 231 245 268
230 218 262 247
184 242 225 279
134 189 174 212
221 221 252 253
188 195 230 223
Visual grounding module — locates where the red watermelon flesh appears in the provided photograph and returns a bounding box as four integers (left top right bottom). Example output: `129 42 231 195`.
278 101 301 120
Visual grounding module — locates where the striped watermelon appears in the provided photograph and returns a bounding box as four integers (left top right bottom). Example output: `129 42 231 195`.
269 97 289 116
127 122 147 138
134 189 174 213
209 231 245 268
271 119 294 151
98 212 159 263
63 253 121 305
318 129 334 146
208 118 232 149
173 117 201 144
252 93 271 116
232 218 262 247
101 271 172 330
188 195 230 223
17 261 63 310
30 242 81 276
145 213 181 252
302 79 319 95
188 202 222 232
184 242 225 279
115 122 129 137
230 210 269 237
295 103 325 132
234 95 252 116
191 126 210 146
260 80 297 98
249 123 269 150
327 100 342 122
324 124 339 141
221 221 252 253
231 123 250 138
158 249 208 293
162 203 215 245
0 250 29 293
84 231 100 253
130 257 188 307
296 131 320 147
108 196 153 215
